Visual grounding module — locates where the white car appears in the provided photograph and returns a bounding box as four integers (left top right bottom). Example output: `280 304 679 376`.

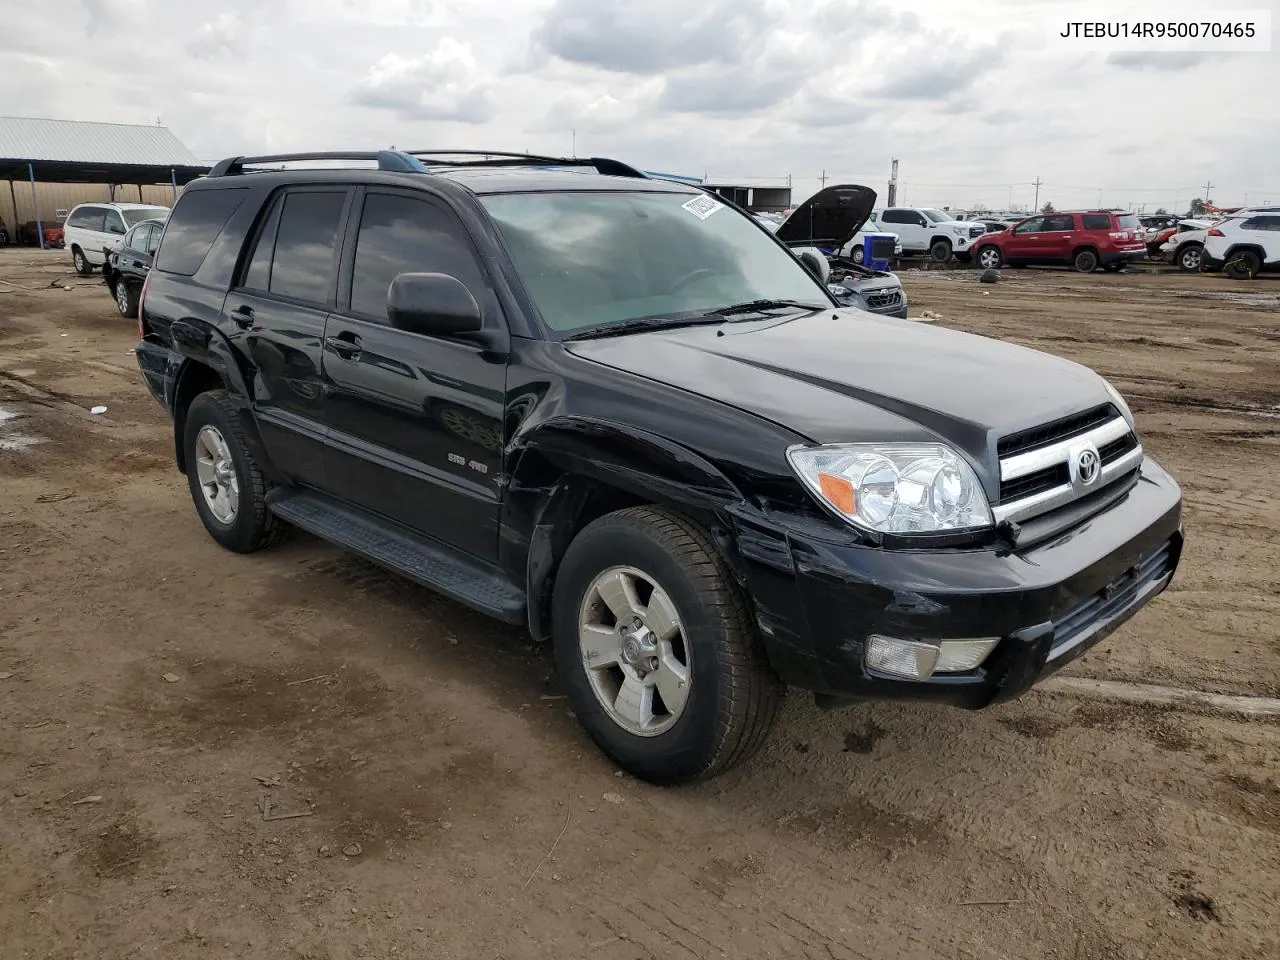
63 202 171 275
1157 219 1213 272
870 207 987 262
1202 210 1280 279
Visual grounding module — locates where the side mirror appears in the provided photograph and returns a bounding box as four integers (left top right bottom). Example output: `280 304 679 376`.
387 272 483 338
797 248 831 284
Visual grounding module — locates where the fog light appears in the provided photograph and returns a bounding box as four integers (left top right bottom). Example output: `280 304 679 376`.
935 638 1000 673
866 635 940 680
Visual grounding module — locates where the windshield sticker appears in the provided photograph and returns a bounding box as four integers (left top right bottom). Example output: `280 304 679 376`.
681 195 725 221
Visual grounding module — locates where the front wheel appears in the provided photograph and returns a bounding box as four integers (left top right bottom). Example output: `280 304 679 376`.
929 239 953 263
1224 250 1261 280
1073 248 1099 273
551 507 783 785
114 278 139 317
976 245 1003 269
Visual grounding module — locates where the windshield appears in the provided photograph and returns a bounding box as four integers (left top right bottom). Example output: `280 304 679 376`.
122 207 169 227
920 209 952 223
480 191 830 332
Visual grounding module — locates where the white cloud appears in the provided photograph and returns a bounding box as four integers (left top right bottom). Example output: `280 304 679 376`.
350 41 494 122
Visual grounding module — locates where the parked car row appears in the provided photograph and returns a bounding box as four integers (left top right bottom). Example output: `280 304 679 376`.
63 201 170 275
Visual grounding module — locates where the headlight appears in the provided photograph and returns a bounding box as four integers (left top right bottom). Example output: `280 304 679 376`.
1102 378 1134 424
787 443 992 535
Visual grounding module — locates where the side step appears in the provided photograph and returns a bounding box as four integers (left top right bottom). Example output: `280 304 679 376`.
266 489 526 624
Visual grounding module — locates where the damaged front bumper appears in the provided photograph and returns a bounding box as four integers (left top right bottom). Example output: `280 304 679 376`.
729 457 1184 709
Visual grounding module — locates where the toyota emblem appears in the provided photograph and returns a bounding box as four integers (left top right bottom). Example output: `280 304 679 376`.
1072 444 1101 487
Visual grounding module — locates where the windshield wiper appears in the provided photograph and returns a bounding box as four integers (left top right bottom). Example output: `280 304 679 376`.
563 315 727 341
708 298 828 317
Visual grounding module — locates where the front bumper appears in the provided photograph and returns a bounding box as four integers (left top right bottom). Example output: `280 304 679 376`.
730 457 1183 709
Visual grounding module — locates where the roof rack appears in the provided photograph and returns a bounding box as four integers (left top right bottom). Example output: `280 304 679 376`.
406 150 648 179
208 151 428 177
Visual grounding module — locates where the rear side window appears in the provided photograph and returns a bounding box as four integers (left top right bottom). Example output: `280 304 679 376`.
156 188 249 276
1241 216 1280 231
1082 214 1111 230
268 191 346 304
880 209 909 224
1117 214 1140 231
68 206 104 230
348 193 488 322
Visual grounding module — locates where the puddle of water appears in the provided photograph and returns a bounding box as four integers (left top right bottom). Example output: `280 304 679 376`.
0 406 19 423
0 435 45 451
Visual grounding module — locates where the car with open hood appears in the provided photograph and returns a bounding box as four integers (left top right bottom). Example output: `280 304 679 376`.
134 149 1184 785
773 184 908 318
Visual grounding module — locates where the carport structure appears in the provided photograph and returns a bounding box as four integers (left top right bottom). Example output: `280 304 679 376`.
0 116 208 248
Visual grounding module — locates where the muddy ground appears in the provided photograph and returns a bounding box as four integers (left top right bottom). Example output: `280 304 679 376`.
1 248 1277 959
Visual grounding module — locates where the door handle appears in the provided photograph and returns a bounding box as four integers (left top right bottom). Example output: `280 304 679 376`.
229 305 255 329
325 333 362 360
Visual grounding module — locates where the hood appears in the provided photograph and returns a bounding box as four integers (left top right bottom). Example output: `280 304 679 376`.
775 184 876 249
566 310 1113 477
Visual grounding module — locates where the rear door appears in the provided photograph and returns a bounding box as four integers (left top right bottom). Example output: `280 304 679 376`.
1039 214 1077 262
320 188 507 561
226 186 352 487
881 209 926 252
1239 215 1280 265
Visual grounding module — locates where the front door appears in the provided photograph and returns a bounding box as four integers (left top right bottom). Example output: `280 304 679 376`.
229 186 352 487
1003 216 1046 260
321 188 507 562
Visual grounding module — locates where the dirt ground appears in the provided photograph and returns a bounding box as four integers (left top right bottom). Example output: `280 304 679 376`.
1 248 1277 960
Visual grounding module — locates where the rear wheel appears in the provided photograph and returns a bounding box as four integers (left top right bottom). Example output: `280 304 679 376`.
1073 248 1099 273
72 246 92 275
1176 243 1203 273
183 390 282 553
851 245 865 265
551 507 783 784
976 245 1003 269
1224 250 1261 280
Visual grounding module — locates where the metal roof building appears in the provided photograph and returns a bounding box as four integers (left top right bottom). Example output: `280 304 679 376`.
1 117 209 247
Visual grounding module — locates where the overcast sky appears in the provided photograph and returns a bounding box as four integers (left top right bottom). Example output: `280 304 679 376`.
4 0 1278 212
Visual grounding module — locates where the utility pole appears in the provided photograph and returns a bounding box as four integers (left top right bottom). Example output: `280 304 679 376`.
1203 179 1213 206
1032 176 1042 211
571 128 576 158
887 158 899 206
819 169 827 188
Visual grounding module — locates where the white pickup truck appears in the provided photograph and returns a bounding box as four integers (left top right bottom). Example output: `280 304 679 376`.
870 207 988 262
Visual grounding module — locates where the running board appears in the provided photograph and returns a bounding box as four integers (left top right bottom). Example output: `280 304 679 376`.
266 489 525 624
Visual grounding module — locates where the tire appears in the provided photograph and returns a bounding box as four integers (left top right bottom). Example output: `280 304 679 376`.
975 245 1003 269
929 239 952 263
114 278 139 318
551 506 783 785
1072 248 1099 273
1176 243 1203 273
182 390 282 553
72 246 92 275
1224 250 1261 280
851 245 865 265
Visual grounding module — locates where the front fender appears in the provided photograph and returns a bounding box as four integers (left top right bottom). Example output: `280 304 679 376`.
505 416 750 641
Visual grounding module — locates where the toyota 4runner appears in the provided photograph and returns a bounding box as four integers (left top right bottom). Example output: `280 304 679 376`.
135 150 1184 785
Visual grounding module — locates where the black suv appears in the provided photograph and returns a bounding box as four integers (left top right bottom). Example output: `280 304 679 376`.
135 150 1184 784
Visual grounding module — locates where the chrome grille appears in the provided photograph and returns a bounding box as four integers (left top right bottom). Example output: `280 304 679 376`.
968 225 985 238
866 289 902 309
994 407 1143 525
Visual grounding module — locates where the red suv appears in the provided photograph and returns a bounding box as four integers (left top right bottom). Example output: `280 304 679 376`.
972 211 1148 273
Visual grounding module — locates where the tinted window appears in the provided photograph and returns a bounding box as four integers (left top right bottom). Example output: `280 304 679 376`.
1082 214 1111 230
350 193 488 322
1117 214 1140 230
1013 217 1045 234
156 188 249 276
1042 214 1075 231
145 223 164 255
269 191 345 304
880 209 908 224
1241 216 1280 231
103 209 126 235
241 198 282 292
69 206 104 231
